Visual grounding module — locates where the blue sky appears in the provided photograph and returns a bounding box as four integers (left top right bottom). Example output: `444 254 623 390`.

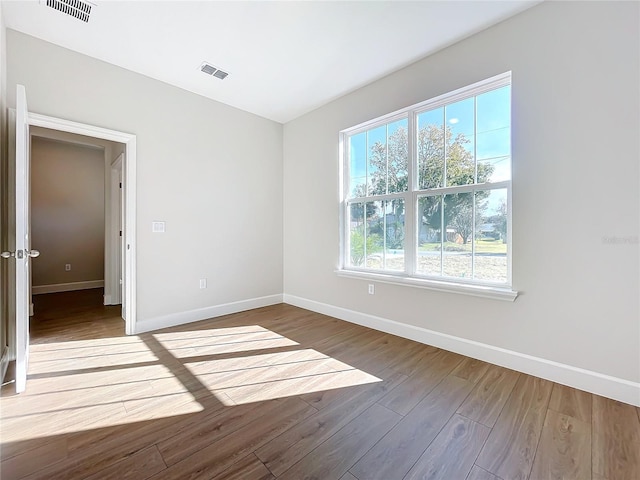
349 85 511 195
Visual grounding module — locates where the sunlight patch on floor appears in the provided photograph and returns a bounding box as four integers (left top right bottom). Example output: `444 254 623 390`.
1 325 381 443
0 337 201 443
153 326 300 358
27 336 158 375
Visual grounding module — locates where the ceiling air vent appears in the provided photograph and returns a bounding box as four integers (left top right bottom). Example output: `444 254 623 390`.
213 70 228 80
200 62 229 80
43 0 94 23
200 64 216 75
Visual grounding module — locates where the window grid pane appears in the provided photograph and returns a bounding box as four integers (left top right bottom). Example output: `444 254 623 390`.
348 202 366 267
343 75 511 287
473 189 508 283
346 118 408 200
417 195 443 277
347 199 405 270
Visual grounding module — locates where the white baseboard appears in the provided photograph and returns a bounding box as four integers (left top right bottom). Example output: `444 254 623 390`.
33 280 105 295
103 294 122 306
0 347 9 385
135 294 284 334
284 294 640 407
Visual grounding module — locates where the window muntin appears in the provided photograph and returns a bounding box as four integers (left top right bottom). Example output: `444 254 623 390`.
347 117 408 198
349 199 405 271
342 73 511 288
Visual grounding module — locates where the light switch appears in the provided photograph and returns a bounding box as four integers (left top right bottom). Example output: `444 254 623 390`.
152 221 165 233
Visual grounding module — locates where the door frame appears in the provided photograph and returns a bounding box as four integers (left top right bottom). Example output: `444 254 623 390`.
28 113 137 334
108 153 124 307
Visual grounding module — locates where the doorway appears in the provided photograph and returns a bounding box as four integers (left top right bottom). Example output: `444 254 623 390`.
29 130 121 320
4 86 137 392
10 110 137 337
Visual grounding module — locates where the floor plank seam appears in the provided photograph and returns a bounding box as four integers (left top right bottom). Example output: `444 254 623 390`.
478 370 521 432
526 405 551 480
339 403 404 480
524 388 553 480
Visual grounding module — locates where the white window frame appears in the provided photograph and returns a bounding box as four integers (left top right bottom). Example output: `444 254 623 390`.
338 72 517 301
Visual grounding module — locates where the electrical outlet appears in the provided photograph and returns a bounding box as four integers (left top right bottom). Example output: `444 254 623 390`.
368 284 375 295
65 264 71 271
199 278 207 289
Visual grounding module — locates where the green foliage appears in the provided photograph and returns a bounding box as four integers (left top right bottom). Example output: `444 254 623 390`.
355 121 504 256
415 125 494 243
349 226 382 266
365 124 495 241
485 198 508 243
350 201 377 221
368 127 409 195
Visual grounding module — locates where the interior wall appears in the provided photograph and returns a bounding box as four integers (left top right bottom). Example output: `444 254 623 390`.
30 126 125 303
31 136 105 288
6 29 284 327
283 0 640 385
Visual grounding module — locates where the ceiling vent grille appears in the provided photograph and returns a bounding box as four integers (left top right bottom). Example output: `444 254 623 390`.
44 0 93 23
213 70 229 80
200 62 229 80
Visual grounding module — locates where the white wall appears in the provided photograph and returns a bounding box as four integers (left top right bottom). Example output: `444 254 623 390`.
7 29 284 328
283 1 640 399
31 137 105 288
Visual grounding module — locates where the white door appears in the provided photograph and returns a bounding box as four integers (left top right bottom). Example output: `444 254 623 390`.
15 85 38 393
108 154 123 307
118 165 125 317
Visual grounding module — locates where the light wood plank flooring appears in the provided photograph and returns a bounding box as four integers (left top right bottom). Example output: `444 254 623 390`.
1 289 638 480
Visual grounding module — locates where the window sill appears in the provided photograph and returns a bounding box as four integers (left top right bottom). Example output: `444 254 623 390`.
335 269 518 302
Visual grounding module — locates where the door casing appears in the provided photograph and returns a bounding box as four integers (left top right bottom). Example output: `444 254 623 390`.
26 113 137 335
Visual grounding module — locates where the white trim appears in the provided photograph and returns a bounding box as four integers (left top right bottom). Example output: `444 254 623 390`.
336 269 517 301
135 294 284 334
15 85 30 393
340 72 513 291
26 112 137 335
124 138 136 334
343 72 511 134
106 153 123 306
29 114 133 143
283 294 640 407
6 110 17 363
348 181 511 204
33 280 104 295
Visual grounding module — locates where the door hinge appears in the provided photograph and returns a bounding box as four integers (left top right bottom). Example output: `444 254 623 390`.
119 182 122 188
119 231 122 237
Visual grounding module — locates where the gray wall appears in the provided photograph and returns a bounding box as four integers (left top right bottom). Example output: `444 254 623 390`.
7 28 284 326
31 137 105 287
282 1 640 383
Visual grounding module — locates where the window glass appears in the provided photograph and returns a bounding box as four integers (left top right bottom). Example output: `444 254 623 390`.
343 74 511 288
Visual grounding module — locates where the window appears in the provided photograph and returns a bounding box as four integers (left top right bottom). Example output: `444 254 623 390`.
340 73 514 298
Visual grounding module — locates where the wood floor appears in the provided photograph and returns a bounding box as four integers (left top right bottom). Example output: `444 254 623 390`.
1 289 639 480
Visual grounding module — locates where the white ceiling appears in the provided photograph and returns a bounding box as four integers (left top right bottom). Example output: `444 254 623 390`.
2 0 540 123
